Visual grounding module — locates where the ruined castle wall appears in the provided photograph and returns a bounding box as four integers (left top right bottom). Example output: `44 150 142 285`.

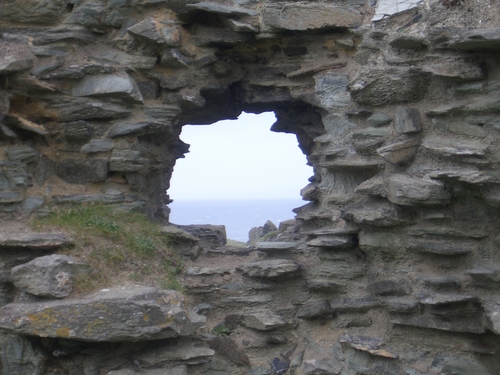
1 0 500 374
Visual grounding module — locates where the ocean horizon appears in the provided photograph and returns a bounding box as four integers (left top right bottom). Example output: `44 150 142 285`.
168 198 304 242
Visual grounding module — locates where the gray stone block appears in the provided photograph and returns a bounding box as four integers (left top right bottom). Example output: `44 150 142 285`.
296 299 332 319
11 254 87 298
109 150 149 172
262 3 362 31
56 159 108 184
72 73 143 103
394 108 422 134
80 140 114 153
238 259 302 279
0 286 204 341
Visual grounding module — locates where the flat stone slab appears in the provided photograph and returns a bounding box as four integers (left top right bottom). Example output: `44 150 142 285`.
339 335 399 359
237 259 301 278
240 311 288 331
372 0 423 22
253 242 298 251
0 232 73 250
387 174 451 206
306 235 356 249
0 57 33 74
449 28 500 51
381 297 419 313
407 239 475 255
222 295 273 305
161 225 198 243
302 359 342 375
391 314 484 334
441 359 493 375
427 96 500 116
419 294 478 305
422 136 488 157
296 299 331 319
186 2 258 17
330 297 380 313
109 150 149 172
134 341 214 366
185 267 232 276
127 19 166 44
341 201 413 227
262 3 362 31
407 224 488 239
305 280 346 293
429 170 500 185
72 73 143 103
377 137 420 166
0 286 203 341
320 155 384 170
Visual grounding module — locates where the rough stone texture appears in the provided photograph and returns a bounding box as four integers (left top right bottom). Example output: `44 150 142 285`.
11 255 87 298
1 1 500 374
238 259 301 279
296 299 332 319
0 333 45 375
56 159 108 184
134 341 214 366
240 311 288 330
377 137 420 165
262 4 362 31
302 359 342 375
0 286 203 341
0 232 73 250
177 225 227 248
394 108 422 135
350 69 429 107
72 73 143 103
109 150 149 172
441 359 493 375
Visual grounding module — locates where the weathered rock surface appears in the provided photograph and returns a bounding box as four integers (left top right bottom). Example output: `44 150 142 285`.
350 69 429 106
1 1 500 374
11 254 87 298
134 341 214 366
72 73 143 103
0 333 45 375
262 3 362 31
0 232 73 250
238 259 301 279
240 311 288 330
177 225 227 248
296 299 331 319
0 286 203 341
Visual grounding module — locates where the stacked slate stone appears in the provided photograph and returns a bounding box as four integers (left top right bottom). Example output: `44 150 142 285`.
0 0 500 374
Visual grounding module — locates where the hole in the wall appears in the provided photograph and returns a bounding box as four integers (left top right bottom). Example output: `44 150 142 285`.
168 111 312 242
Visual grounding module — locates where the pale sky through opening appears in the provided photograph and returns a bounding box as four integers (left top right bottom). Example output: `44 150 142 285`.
168 112 312 201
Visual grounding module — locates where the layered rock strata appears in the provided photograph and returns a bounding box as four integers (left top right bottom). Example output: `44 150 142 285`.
1 0 500 374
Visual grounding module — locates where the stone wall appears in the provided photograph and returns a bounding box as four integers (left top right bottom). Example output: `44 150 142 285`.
1 0 500 374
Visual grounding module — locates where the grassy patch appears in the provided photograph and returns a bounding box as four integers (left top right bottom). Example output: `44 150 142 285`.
226 238 246 247
31 204 183 295
212 324 233 337
259 231 278 242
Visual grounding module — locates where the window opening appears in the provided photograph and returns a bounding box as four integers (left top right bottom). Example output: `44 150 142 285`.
168 112 312 243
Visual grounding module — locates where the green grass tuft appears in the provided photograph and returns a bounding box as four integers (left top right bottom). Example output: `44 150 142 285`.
31 204 183 295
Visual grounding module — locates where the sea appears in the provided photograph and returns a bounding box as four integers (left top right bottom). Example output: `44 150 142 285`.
168 198 305 242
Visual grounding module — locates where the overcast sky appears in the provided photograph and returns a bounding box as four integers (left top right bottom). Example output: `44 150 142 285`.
168 112 312 201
